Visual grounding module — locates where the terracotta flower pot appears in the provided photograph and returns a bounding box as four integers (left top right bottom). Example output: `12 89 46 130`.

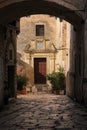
17 89 27 95
52 90 60 95
21 89 27 94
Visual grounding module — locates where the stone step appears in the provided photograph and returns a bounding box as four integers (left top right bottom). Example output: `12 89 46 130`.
35 84 48 92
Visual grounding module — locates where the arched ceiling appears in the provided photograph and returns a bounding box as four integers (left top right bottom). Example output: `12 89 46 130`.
0 0 85 26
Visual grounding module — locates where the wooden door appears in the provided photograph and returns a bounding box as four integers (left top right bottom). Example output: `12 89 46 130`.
34 58 46 84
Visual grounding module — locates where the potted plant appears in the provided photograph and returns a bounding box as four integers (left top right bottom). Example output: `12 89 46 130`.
17 75 28 94
47 66 66 94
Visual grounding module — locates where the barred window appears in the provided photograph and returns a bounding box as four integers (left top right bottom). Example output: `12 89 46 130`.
36 25 44 36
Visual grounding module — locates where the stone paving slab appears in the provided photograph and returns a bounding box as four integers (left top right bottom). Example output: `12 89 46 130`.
0 93 87 130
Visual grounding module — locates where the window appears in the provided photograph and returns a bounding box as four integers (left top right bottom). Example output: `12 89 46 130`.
36 25 44 36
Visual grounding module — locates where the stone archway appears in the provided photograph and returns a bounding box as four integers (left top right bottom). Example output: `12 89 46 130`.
0 0 86 107
0 0 84 25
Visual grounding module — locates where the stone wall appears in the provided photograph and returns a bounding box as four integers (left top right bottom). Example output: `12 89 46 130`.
0 27 4 108
0 0 86 106
0 0 84 25
0 22 19 108
17 15 70 86
83 5 87 104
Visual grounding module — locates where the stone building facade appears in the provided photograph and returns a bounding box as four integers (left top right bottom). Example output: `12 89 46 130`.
17 15 70 87
0 0 87 107
0 21 19 107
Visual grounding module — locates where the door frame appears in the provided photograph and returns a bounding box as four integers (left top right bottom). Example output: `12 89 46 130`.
34 58 47 84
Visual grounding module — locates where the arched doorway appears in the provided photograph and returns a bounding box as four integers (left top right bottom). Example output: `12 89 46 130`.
0 0 85 107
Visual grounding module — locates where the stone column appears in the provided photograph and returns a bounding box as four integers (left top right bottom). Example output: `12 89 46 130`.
83 10 87 104
66 23 84 104
84 20 87 76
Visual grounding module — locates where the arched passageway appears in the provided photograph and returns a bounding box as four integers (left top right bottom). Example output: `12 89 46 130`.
0 0 86 108
0 0 84 26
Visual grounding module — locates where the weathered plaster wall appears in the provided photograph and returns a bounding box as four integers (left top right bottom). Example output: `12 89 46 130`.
17 15 70 85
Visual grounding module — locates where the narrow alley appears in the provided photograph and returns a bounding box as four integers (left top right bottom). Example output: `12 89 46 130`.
0 93 87 130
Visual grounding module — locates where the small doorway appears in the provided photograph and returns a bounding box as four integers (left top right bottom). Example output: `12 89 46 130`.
34 58 46 84
7 66 15 98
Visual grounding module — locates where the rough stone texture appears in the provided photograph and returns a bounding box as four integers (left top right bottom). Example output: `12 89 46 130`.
0 94 87 130
17 15 58 53
0 0 84 25
0 57 4 108
0 28 4 108
0 0 84 10
0 24 18 108
17 16 70 86
83 10 87 105
0 0 87 107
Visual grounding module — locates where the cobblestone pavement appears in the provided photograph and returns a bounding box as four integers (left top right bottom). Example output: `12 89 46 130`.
0 93 87 130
